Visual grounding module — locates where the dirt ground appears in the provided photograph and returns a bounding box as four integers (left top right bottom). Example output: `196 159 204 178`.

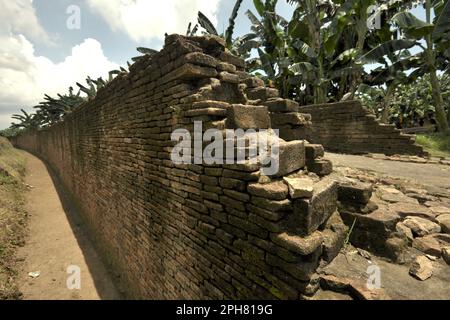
327 153 450 188
17 152 120 300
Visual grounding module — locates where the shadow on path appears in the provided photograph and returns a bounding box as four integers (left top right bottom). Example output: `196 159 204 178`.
18 151 122 300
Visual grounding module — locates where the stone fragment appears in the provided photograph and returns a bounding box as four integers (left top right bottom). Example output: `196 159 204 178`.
185 108 227 117
272 141 306 177
219 71 239 83
442 247 450 265
289 177 338 235
385 235 408 264
320 275 390 300
338 200 378 215
279 127 308 142
424 185 450 198
182 52 218 68
165 63 218 82
413 235 444 257
247 204 285 222
251 197 292 212
217 62 236 73
426 254 438 261
349 282 391 300
246 87 267 100
322 213 348 263
357 248 372 260
283 176 314 199
395 222 414 243
340 209 401 254
271 231 323 256
222 163 260 172
338 182 373 205
307 159 333 177
192 100 231 110
247 180 289 201
430 206 450 217
271 113 309 126
379 186 401 193
243 77 264 88
264 99 299 113
403 216 441 237
227 104 270 129
305 144 324 161
379 190 419 204
388 203 436 221
409 256 433 281
266 249 322 282
436 214 450 234
219 177 245 191
220 51 245 68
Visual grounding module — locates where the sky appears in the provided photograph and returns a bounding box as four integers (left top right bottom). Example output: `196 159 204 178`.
0 0 426 129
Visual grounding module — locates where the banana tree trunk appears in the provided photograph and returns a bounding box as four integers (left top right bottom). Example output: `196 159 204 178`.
314 59 327 104
425 0 449 132
429 67 449 132
380 86 394 124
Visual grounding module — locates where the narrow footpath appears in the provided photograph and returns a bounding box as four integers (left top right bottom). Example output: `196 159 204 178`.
17 152 120 300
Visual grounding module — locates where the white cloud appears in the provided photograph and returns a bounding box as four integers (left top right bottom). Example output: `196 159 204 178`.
85 0 221 42
0 0 52 44
0 35 119 129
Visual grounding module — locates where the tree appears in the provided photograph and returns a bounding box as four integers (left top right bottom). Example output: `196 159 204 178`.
11 109 40 130
361 73 450 128
245 0 402 104
392 0 450 131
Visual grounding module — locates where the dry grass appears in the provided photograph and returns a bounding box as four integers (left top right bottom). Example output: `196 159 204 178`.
0 137 27 299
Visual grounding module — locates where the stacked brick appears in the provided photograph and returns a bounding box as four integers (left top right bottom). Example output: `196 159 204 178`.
13 34 349 299
299 101 427 156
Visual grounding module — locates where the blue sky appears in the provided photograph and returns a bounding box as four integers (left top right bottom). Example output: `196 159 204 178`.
0 0 427 129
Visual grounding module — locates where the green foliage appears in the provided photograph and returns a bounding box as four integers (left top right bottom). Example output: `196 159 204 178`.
389 0 450 131
225 0 244 48
188 0 248 53
241 0 429 104
198 11 219 36
0 127 23 139
416 132 450 158
360 74 450 128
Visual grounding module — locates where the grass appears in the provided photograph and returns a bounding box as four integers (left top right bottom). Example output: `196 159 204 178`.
416 133 450 158
0 137 27 299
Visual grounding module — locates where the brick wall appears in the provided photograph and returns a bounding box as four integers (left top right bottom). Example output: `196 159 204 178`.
13 35 347 299
299 101 427 156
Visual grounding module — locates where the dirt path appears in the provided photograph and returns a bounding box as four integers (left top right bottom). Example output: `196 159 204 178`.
327 153 450 189
17 152 120 300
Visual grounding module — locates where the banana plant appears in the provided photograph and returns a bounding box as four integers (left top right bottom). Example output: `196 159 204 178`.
391 0 450 131
132 47 158 62
186 22 199 36
11 109 41 129
190 0 245 50
247 0 367 103
77 77 97 99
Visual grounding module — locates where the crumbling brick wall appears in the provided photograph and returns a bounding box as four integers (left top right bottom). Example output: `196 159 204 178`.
299 101 427 156
12 35 347 299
